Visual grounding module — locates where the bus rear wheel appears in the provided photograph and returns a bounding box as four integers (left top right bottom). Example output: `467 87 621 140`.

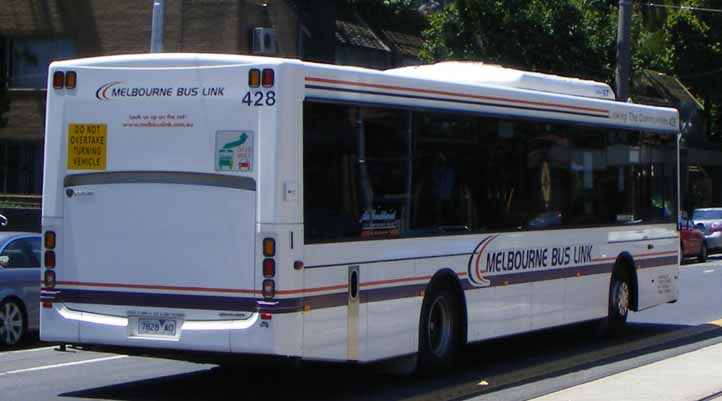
417 288 460 374
600 268 631 337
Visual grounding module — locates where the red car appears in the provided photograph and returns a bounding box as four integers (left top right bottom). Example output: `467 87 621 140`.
680 217 707 263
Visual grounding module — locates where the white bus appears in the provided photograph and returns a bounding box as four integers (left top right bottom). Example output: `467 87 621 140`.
41 54 680 372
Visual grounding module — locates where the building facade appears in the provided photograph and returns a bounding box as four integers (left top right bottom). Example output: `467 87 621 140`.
0 0 421 230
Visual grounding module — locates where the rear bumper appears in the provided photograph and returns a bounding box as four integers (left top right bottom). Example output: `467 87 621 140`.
40 303 299 357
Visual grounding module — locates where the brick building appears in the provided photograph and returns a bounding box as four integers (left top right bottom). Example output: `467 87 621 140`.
0 0 422 229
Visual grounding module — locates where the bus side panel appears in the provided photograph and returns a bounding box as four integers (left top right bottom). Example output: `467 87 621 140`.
637 265 679 310
465 288 497 341
268 63 304 225
531 280 567 330
302 261 350 361
564 275 608 323
365 259 417 361
42 77 65 219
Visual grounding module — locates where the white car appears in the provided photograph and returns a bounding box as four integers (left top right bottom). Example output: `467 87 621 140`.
0 232 41 346
693 208 722 254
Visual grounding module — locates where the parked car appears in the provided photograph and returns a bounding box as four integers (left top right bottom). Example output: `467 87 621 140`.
680 216 707 263
693 208 722 254
0 232 40 346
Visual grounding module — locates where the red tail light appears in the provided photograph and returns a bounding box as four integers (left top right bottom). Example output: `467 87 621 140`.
262 69 274 87
261 312 272 320
45 251 56 268
263 258 275 277
52 71 64 89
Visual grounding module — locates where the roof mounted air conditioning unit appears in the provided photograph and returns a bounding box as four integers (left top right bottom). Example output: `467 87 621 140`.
251 27 278 55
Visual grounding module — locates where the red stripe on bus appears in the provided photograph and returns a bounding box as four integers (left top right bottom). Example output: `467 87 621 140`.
55 281 259 295
362 276 432 287
305 77 609 114
53 272 466 297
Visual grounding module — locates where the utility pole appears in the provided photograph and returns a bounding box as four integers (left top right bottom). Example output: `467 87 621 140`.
615 0 632 101
150 0 165 53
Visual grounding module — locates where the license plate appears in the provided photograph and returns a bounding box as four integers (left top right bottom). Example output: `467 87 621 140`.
137 318 178 337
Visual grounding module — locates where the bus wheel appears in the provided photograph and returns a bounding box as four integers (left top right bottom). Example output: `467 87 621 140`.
698 242 708 264
601 269 631 337
417 288 460 374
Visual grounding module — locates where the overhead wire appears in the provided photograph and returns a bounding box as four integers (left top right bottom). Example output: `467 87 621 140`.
637 2 722 14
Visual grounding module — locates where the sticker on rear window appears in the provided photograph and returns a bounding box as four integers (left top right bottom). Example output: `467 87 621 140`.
215 131 253 172
67 123 107 170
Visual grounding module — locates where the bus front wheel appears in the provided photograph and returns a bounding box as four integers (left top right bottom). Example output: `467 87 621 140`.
417 288 460 374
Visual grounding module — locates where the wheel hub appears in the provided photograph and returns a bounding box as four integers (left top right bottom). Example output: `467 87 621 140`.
428 297 451 357
0 303 22 345
616 282 629 317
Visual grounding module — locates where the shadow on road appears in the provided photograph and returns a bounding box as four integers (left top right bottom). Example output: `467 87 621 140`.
59 321 722 401
0 332 54 352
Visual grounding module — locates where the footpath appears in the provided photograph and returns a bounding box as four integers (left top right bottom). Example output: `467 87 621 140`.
529 340 722 401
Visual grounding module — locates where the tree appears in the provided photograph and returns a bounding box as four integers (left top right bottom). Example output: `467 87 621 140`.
420 0 614 81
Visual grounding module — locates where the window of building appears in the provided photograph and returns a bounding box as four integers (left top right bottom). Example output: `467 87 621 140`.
0 141 43 194
7 38 76 89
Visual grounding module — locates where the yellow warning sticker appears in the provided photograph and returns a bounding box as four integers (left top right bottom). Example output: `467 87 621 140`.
67 124 107 170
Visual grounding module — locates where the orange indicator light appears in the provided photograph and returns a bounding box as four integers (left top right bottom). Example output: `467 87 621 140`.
65 71 77 89
249 69 261 88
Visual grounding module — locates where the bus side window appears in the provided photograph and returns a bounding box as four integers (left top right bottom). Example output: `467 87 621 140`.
303 102 362 243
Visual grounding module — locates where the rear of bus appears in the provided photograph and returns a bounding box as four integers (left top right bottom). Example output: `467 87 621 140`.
40 54 304 358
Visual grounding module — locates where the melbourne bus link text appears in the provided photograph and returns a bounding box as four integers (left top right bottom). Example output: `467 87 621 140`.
486 245 593 272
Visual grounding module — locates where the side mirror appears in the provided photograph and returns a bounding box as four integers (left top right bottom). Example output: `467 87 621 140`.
0 255 8 267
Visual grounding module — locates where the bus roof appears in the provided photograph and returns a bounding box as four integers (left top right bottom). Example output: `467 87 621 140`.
388 62 616 101
50 53 679 133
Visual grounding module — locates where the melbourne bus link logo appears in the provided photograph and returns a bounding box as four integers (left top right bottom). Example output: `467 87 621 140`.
95 81 226 101
467 235 499 287
466 236 595 287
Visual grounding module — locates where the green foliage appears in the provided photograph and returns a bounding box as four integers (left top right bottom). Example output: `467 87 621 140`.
420 0 613 81
420 0 722 139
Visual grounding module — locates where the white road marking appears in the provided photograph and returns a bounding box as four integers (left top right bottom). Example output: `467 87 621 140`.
704 269 716 273
0 355 127 376
0 346 56 356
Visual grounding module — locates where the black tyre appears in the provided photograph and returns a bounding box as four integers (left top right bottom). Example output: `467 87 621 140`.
698 241 708 264
0 299 26 346
600 269 631 337
417 288 461 374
